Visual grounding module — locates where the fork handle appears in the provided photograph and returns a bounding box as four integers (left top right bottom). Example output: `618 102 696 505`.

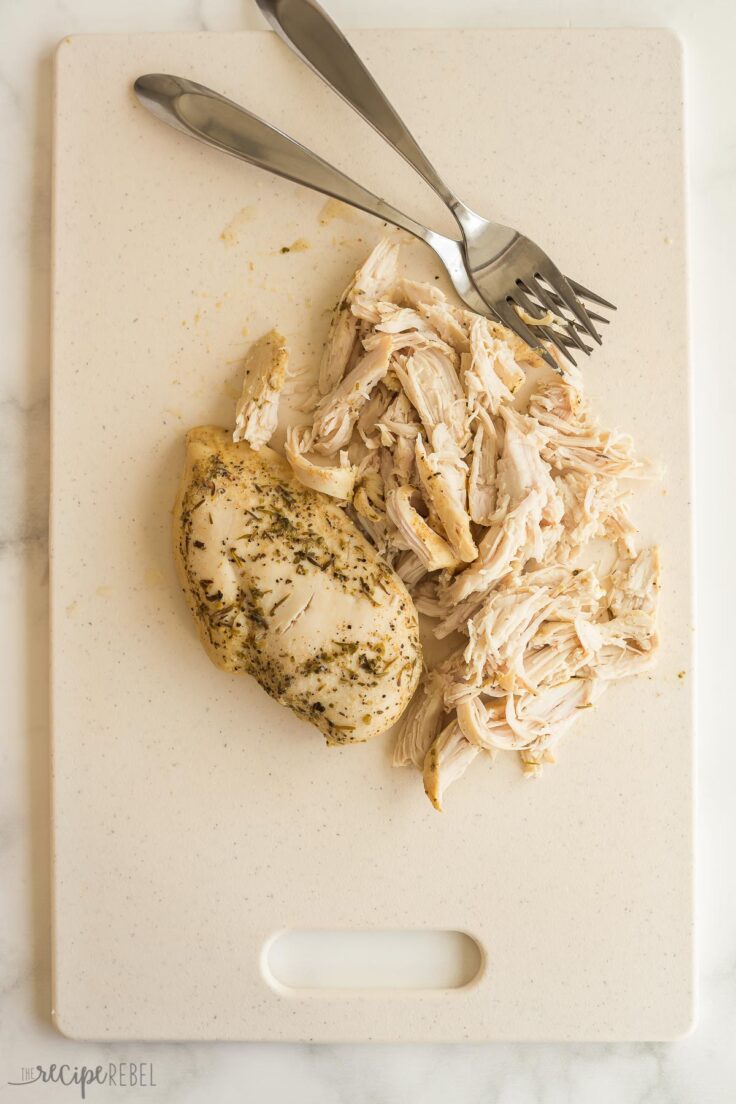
134 73 438 242
135 75 478 306
255 0 457 208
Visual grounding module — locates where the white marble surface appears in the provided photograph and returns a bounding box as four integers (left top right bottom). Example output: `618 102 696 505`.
0 0 733 1099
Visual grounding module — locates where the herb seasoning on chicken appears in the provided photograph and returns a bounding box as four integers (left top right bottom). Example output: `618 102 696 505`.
174 426 421 743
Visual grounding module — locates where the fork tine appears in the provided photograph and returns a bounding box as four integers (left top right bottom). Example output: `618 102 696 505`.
537 325 576 367
516 273 609 328
540 264 602 345
514 281 584 360
525 275 588 354
555 330 593 355
513 281 549 322
490 298 560 372
564 276 617 313
542 289 610 326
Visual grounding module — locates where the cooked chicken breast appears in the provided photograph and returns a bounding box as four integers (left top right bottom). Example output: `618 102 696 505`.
174 426 421 744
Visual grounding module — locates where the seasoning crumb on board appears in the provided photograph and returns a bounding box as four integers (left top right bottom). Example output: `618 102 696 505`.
279 238 311 254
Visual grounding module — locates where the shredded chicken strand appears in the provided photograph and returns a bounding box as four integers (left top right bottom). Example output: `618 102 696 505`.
284 426 357 500
311 334 393 454
233 329 289 449
415 427 477 563
423 720 480 811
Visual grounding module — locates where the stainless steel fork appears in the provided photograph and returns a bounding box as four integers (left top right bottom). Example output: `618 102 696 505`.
255 0 615 364
134 73 605 372
135 74 507 328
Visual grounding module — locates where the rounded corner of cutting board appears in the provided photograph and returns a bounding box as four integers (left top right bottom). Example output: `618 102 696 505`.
50 999 88 1042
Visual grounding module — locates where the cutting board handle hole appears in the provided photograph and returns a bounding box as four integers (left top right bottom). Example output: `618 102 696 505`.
262 929 483 992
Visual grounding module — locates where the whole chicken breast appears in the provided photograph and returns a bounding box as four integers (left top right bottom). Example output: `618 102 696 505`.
174 426 422 744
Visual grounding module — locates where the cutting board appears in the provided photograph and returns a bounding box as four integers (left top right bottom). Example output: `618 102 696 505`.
50 29 693 1041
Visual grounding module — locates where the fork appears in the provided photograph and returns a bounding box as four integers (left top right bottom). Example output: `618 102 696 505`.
255 0 615 365
134 74 598 372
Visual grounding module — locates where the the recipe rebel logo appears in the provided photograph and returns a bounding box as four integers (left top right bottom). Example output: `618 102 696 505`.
8 1063 156 1098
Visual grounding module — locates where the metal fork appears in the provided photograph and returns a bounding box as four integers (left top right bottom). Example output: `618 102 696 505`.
134 75 601 372
255 0 615 365
134 75 505 312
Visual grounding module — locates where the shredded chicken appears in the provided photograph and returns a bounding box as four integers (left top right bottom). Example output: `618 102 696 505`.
319 300 358 396
385 485 460 572
468 405 498 525
394 347 469 448
233 329 289 449
528 378 659 480
393 671 447 769
233 236 661 810
357 382 393 448
423 721 479 811
352 451 385 521
284 426 356 500
311 335 393 454
415 427 477 562
348 237 400 322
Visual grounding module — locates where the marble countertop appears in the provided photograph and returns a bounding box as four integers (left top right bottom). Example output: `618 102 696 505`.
1 0 733 1100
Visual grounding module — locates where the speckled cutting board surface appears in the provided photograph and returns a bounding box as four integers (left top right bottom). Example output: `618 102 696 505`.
50 29 693 1041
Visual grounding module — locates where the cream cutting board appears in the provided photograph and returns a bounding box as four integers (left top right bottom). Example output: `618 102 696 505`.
51 29 693 1041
